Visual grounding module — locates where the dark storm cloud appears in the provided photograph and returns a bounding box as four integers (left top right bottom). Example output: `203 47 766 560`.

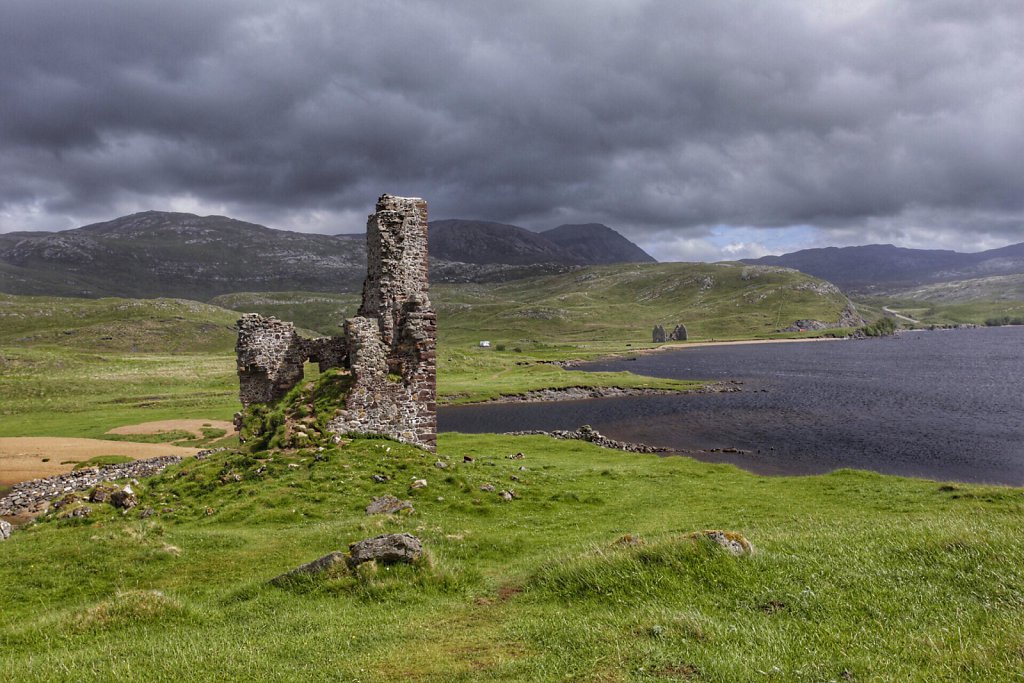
1 0 1022 257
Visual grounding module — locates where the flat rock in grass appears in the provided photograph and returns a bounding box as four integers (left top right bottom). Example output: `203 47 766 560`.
0 519 11 540
347 533 422 568
365 495 414 516
270 551 348 586
689 530 754 556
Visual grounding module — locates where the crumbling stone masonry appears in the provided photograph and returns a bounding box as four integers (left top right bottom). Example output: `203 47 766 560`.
236 315 347 405
234 195 437 450
651 323 687 343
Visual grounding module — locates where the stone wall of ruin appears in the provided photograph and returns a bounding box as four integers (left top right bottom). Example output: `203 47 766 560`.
235 194 437 451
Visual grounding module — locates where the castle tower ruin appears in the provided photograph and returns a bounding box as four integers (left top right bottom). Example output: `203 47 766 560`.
234 194 436 451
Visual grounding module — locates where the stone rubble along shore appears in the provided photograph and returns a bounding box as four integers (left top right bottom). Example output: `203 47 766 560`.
505 425 668 453
489 381 741 403
0 454 189 521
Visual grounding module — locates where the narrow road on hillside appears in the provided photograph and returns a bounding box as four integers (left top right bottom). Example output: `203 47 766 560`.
882 306 920 324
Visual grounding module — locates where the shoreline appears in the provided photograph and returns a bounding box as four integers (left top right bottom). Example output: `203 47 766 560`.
643 335 845 354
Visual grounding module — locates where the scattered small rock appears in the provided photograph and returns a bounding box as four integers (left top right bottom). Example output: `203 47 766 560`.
110 486 138 510
510 475 520 482
410 479 428 489
689 530 754 556
434 460 449 470
499 490 515 501
506 425 667 453
0 455 181 519
59 505 92 519
463 456 475 463
347 533 423 568
51 493 81 510
138 507 156 519
1 519 13 540
365 495 414 516
479 484 496 492
371 474 390 483
507 452 525 460
89 484 119 504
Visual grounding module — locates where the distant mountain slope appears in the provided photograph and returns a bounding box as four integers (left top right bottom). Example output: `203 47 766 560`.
743 242 1024 292
0 212 654 300
429 219 569 265
542 223 656 264
0 211 368 300
429 219 654 265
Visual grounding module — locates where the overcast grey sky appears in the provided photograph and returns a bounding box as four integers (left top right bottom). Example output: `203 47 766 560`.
1 0 1021 261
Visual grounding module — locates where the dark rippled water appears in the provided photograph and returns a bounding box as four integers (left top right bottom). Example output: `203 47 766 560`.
438 327 1024 485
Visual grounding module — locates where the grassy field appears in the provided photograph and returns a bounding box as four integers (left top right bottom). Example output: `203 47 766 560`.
3 274 1022 680
2 435 1023 681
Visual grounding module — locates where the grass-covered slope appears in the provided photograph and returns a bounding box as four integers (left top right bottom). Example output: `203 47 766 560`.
434 262 855 347
0 294 240 353
2 434 1023 681
0 295 243 437
210 291 360 337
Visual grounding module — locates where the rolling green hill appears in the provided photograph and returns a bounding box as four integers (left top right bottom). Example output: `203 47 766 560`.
209 291 360 337
434 262 859 347
0 294 241 353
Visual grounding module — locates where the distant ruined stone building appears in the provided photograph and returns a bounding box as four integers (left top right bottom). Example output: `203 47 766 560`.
651 323 686 343
234 195 436 450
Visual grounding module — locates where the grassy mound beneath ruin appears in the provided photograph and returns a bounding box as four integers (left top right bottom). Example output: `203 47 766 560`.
3 433 1024 681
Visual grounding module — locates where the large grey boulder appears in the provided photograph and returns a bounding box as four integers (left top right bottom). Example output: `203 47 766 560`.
347 533 423 568
652 324 666 343
0 519 11 541
270 551 348 586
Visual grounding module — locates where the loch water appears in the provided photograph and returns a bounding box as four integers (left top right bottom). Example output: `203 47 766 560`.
438 326 1024 485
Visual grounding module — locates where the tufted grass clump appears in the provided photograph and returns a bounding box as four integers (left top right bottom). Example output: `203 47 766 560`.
527 533 753 604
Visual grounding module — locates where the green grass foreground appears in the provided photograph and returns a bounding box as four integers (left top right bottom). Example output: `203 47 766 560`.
2 434 1023 682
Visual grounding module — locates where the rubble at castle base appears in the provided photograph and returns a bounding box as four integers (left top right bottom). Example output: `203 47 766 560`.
234 195 437 451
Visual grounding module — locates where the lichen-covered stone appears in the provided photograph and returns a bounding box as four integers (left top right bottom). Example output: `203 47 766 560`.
347 533 423 568
365 495 414 515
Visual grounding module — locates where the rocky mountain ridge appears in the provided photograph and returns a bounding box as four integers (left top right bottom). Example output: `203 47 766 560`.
0 211 653 300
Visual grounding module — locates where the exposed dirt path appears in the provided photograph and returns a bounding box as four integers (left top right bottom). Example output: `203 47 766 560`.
105 419 234 438
0 438 200 486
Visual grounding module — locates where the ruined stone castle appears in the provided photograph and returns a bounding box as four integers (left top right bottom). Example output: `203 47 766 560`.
234 195 437 450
